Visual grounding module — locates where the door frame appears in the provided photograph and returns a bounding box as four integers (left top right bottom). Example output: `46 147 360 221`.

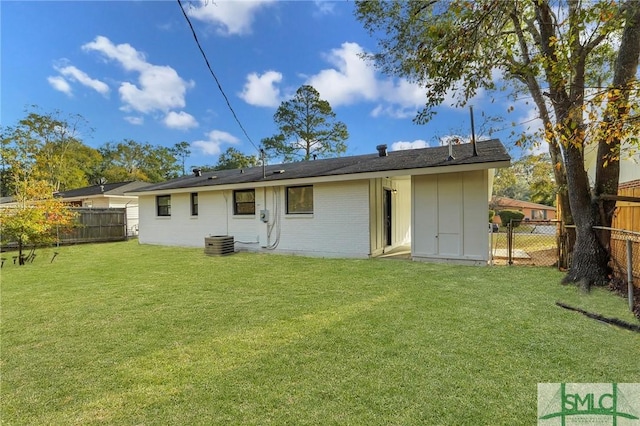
383 187 392 246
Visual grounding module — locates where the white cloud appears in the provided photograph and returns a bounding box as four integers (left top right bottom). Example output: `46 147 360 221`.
313 1 335 15
192 130 240 155
391 140 429 151
370 104 418 119
47 76 72 96
304 42 427 117
82 36 148 71
82 36 195 114
239 71 283 107
243 41 493 121
55 65 109 95
124 116 144 125
377 79 425 108
187 0 275 36
306 42 378 107
164 111 198 130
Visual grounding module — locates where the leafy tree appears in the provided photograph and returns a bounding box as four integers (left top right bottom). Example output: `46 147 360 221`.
214 147 259 171
356 0 640 288
262 85 348 162
1 126 76 264
98 140 180 183
171 141 191 176
143 146 180 182
0 180 76 264
1 127 17 197
493 154 556 205
190 148 259 173
2 108 96 192
492 166 529 201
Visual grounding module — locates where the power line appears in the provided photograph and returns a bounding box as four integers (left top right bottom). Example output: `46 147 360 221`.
176 0 259 153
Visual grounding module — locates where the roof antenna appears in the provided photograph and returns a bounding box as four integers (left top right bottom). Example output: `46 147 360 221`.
260 148 266 179
470 105 478 156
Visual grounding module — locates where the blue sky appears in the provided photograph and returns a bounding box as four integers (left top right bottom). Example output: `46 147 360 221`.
1 0 540 169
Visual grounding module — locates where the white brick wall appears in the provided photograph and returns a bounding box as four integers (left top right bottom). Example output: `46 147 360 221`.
138 191 228 247
273 180 370 257
138 180 371 257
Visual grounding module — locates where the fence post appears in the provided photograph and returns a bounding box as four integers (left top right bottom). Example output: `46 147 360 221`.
627 238 634 312
507 221 513 265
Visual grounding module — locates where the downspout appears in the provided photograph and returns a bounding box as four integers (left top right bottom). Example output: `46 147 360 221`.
124 200 132 240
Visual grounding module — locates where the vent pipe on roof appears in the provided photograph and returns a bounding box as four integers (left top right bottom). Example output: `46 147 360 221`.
376 144 388 157
470 106 478 156
193 168 202 177
447 140 455 161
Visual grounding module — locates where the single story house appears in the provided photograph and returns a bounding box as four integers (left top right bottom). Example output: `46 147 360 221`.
128 140 510 265
490 196 557 223
56 181 150 236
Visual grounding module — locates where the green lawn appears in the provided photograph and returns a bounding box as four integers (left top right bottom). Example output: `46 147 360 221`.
491 232 557 252
2 241 638 425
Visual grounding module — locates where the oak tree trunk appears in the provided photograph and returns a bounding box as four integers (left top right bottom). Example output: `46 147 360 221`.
564 1 640 289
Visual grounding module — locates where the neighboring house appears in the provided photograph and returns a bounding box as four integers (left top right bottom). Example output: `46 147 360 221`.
584 139 640 186
56 181 150 236
128 140 510 265
490 196 556 224
584 140 639 232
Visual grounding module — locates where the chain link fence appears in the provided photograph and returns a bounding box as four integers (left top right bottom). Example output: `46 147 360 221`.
490 220 638 314
601 227 640 315
490 220 559 266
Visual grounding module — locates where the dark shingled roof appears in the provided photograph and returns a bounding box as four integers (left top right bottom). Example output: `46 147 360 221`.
56 181 150 198
132 139 510 193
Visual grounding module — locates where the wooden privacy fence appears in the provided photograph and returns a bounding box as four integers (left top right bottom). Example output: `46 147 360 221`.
612 180 640 233
59 208 127 244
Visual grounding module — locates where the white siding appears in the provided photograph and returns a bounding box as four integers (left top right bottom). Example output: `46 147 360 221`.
412 170 489 265
106 197 140 237
394 178 412 246
369 177 411 255
84 198 109 208
463 170 490 259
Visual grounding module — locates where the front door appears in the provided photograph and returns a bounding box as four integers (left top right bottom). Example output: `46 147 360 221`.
384 188 392 246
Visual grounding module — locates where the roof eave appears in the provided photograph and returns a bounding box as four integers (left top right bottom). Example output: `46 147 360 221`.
127 160 510 196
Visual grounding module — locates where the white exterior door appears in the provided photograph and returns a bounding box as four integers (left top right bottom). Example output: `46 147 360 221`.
435 173 463 256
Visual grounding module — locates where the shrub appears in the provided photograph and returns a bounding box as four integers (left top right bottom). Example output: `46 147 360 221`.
497 209 525 227
488 209 495 223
